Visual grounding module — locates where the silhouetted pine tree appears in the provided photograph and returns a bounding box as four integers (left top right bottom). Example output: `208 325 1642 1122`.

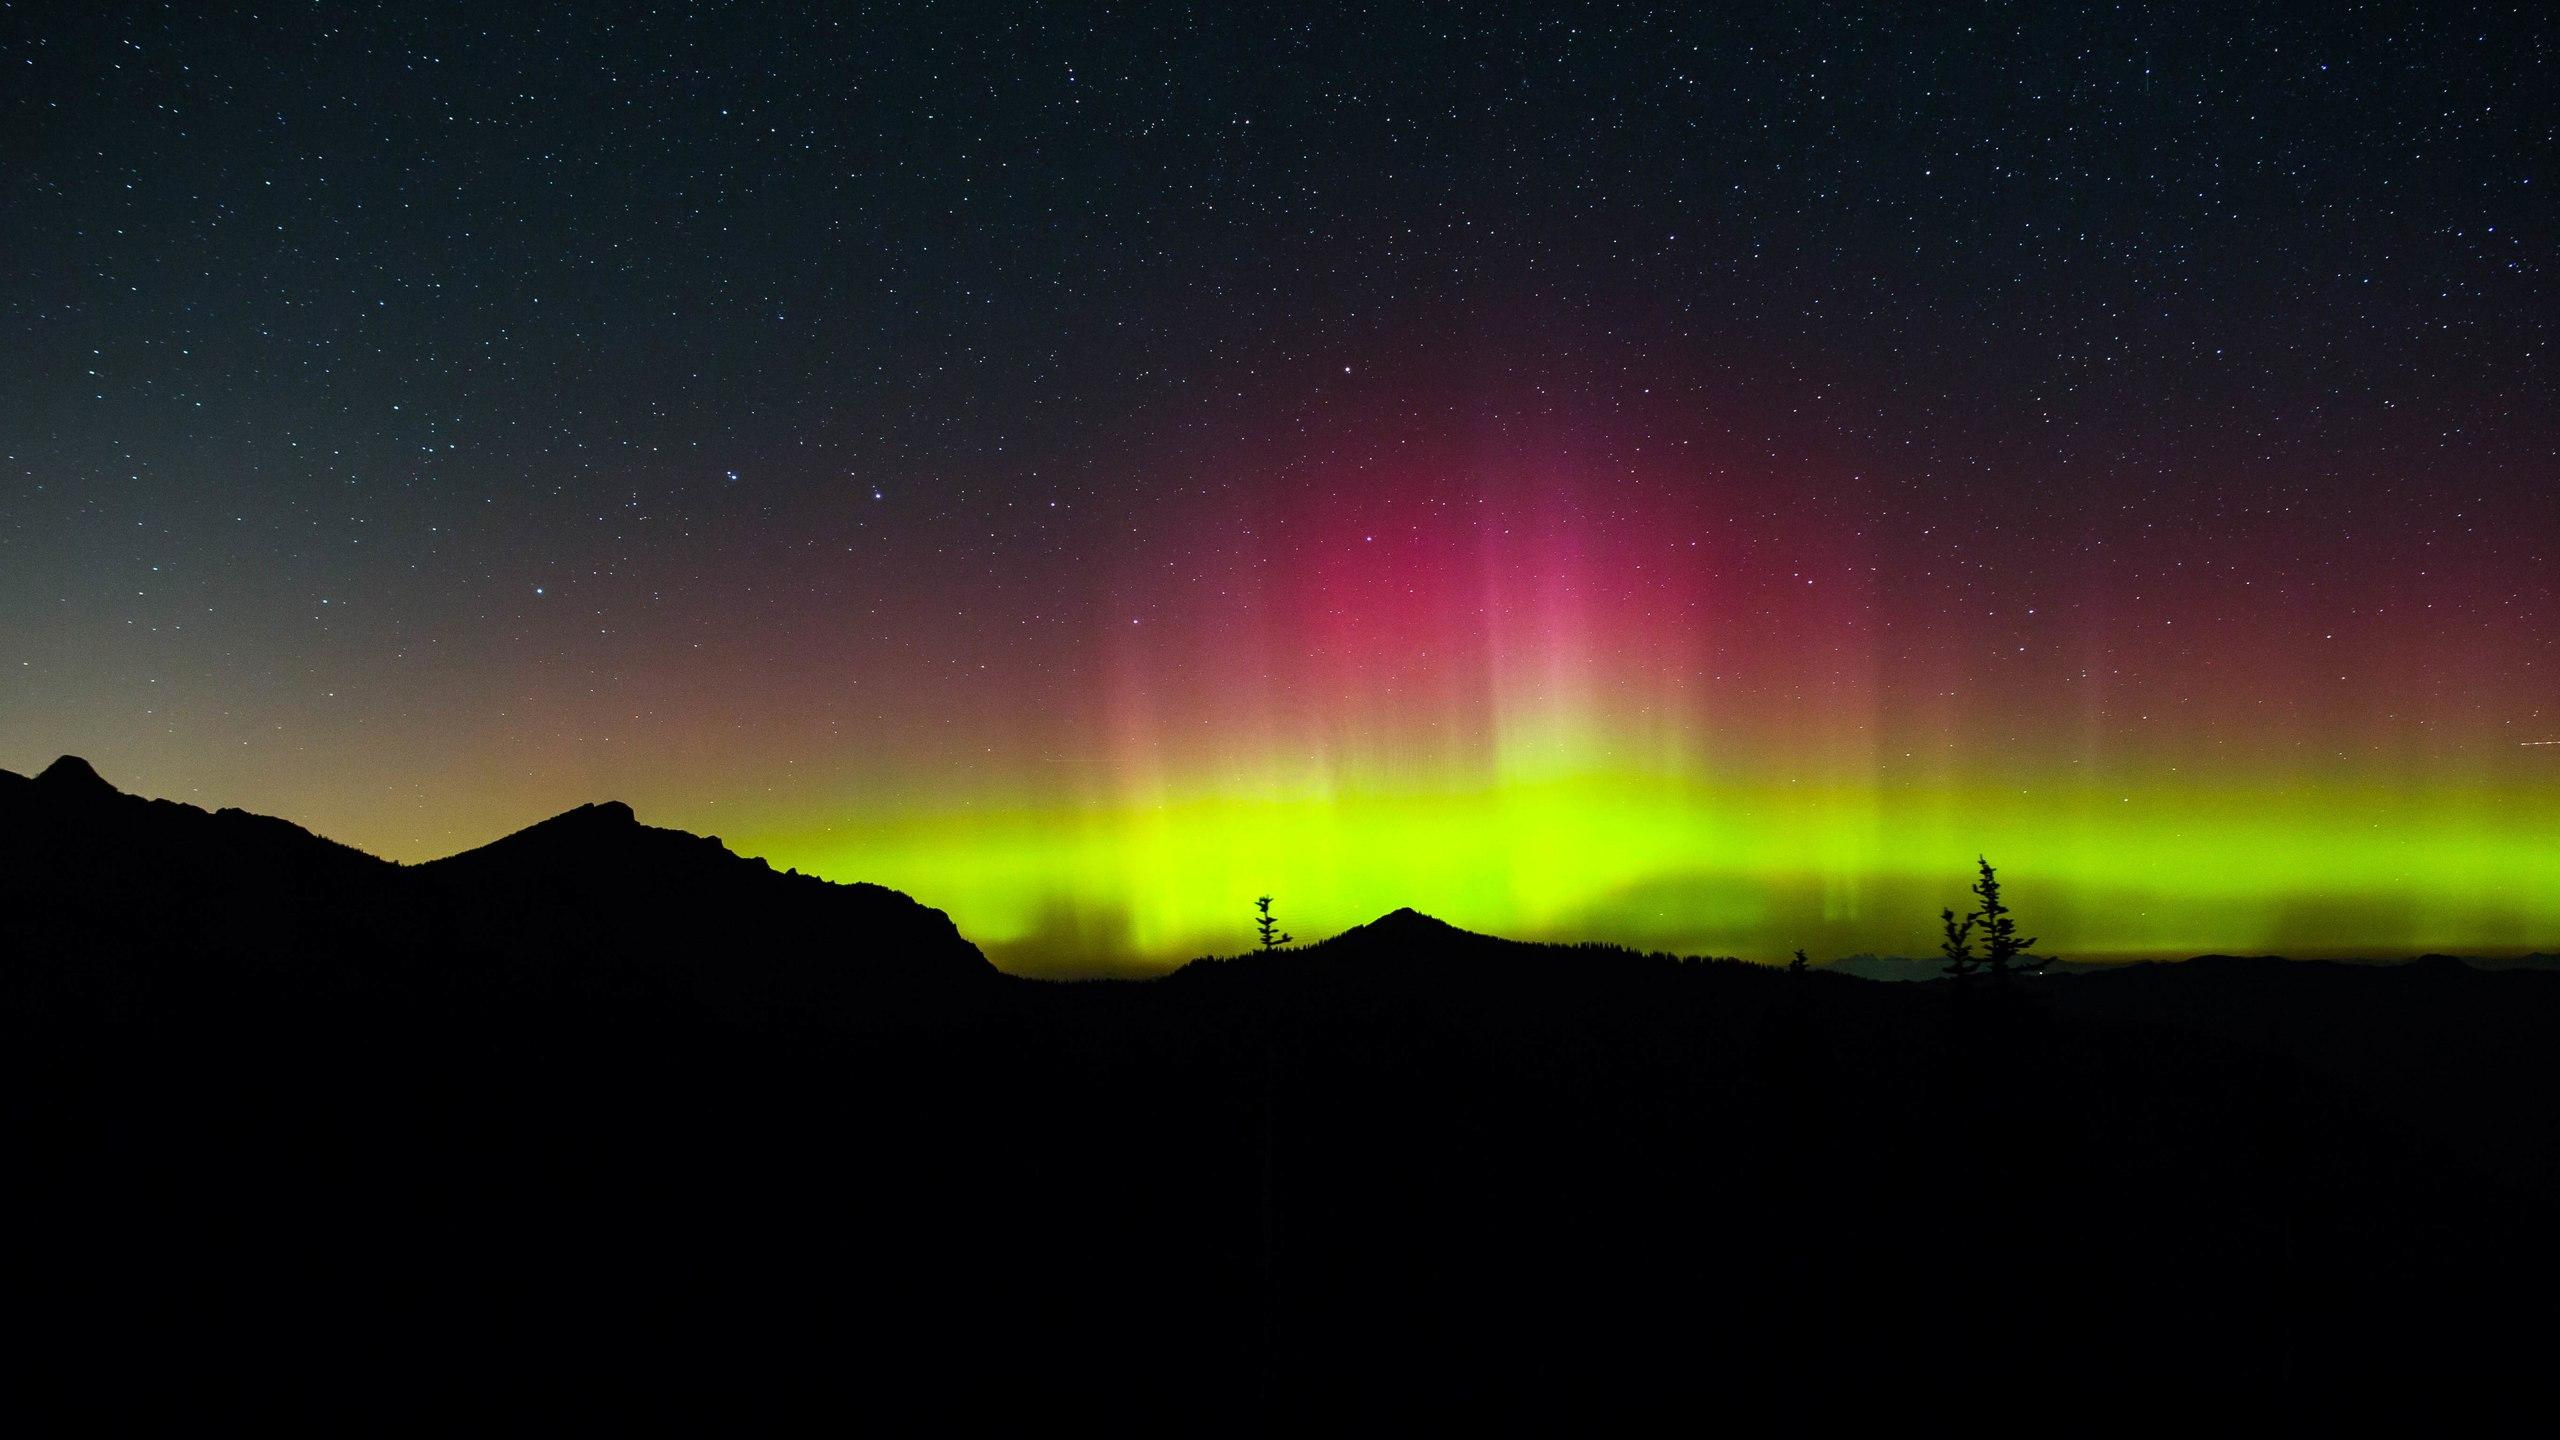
1254 895 1292 951
1790 948 1811 975
1969 857 2047 986
1940 907 1980 982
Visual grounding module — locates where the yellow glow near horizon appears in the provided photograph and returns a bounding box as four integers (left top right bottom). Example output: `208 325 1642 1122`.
730 766 2560 974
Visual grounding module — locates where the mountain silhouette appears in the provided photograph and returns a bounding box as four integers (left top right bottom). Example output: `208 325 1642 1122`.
5 757 2556 1423
34 752 117 796
1182 905 1708 988
1178 904 1515 981
0 756 993 1015
1330 905 1482 946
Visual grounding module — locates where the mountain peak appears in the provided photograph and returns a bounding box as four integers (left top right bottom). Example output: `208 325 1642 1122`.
521 798 638 831
1339 907 1477 944
35 755 117 797
424 799 646 869
1375 906 1447 927
557 799 637 828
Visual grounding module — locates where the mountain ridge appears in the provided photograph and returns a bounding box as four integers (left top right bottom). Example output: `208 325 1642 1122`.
0 755 994 1002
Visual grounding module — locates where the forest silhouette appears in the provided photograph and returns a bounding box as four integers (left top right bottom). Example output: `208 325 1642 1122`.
5 756 2554 1424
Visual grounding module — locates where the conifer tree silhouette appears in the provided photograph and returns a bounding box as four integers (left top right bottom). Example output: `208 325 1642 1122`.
1790 948 1811 975
1939 907 1980 982
1969 856 2046 986
1254 895 1292 951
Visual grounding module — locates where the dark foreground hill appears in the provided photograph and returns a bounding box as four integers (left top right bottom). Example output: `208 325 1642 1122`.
4 759 2554 1424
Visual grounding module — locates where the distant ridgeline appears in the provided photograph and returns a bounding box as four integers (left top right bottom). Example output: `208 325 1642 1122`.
0 755 995 1021
5 755 2558 1421
1822 950 2560 980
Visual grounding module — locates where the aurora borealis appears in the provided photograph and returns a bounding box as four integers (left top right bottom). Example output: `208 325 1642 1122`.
4 3 2554 972
733 403 2560 971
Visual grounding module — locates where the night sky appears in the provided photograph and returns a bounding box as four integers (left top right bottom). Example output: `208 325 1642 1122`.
5 2 2553 972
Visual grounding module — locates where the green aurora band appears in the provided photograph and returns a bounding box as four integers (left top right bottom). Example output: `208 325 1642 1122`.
735 769 2558 974
716 462 2560 974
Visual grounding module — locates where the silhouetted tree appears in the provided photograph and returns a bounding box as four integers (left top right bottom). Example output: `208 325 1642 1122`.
1254 895 1292 951
1939 907 1980 983
1969 856 2047 986
1790 948 1811 975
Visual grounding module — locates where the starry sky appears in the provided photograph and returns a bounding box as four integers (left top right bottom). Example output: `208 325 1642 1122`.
4 1 2554 972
